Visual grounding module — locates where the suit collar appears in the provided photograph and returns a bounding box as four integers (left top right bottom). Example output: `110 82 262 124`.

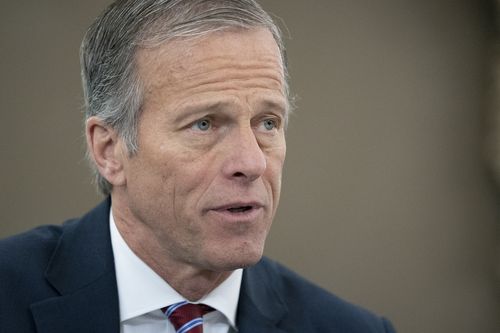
44 198 114 294
29 199 288 333
237 258 289 333
31 198 120 333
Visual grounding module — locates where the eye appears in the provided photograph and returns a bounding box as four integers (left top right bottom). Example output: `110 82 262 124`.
262 119 277 131
192 118 211 131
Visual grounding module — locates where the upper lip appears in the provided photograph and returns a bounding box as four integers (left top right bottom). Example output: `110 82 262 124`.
209 201 264 211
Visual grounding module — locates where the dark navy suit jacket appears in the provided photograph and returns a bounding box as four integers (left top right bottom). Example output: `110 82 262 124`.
0 199 396 332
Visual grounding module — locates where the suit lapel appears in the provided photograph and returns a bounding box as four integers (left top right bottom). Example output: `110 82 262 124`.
237 259 289 333
30 198 120 333
29 199 289 333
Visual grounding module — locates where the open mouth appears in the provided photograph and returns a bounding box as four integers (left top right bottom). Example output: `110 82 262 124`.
227 206 253 213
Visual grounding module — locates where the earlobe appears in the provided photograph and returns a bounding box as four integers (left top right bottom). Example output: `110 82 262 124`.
85 117 127 187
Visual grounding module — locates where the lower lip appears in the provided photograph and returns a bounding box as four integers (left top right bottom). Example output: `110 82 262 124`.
207 207 264 223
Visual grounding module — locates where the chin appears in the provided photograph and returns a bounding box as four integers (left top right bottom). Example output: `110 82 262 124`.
206 245 264 271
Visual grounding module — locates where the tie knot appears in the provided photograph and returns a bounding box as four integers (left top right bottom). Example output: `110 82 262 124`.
162 301 214 333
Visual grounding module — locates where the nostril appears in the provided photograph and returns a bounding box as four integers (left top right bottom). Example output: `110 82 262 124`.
233 172 245 177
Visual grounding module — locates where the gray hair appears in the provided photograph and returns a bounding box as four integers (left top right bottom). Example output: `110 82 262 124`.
81 0 290 195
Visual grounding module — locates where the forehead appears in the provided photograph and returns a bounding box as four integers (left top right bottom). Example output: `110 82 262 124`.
134 28 285 95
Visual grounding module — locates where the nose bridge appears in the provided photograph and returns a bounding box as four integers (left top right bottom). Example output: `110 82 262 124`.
222 124 267 181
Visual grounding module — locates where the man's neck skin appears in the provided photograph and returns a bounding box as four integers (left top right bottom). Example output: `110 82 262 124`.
111 199 232 301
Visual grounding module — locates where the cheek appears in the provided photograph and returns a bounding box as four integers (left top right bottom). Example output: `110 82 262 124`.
266 147 286 179
264 155 285 204
169 155 217 207
263 138 286 166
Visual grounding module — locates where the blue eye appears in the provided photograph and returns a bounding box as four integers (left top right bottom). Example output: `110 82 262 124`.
193 119 211 131
263 119 276 131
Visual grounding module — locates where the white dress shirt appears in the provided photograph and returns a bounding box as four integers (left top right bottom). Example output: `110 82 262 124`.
109 210 242 333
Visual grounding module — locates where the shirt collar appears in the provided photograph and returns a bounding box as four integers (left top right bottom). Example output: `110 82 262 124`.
109 209 242 328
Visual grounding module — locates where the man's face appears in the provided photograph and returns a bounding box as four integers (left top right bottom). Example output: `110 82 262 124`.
120 28 287 272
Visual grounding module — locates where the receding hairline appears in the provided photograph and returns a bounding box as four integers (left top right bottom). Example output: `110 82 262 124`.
133 27 289 109
134 27 285 79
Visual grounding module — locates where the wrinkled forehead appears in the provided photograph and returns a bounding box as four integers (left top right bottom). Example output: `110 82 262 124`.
134 27 288 105
138 28 283 73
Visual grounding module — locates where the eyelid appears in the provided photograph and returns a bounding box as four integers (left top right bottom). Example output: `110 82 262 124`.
258 115 282 129
185 114 213 126
183 115 214 133
192 118 211 130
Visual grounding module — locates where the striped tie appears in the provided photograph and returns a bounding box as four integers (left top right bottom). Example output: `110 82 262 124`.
162 301 214 333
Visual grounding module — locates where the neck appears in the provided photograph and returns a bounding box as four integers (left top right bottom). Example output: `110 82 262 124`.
111 196 232 301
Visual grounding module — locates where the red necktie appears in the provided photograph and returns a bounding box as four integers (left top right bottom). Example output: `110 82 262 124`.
162 301 214 333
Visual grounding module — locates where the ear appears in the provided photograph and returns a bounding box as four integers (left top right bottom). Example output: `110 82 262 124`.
85 117 127 187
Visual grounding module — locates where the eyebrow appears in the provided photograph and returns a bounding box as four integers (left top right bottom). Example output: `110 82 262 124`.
253 97 289 126
259 99 287 116
172 100 232 124
172 96 288 124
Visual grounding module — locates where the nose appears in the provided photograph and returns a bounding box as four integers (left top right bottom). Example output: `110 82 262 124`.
221 126 267 183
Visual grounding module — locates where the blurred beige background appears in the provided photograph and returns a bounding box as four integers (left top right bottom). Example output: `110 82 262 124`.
1 1 499 332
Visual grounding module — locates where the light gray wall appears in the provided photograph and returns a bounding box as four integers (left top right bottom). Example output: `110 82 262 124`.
1 1 499 332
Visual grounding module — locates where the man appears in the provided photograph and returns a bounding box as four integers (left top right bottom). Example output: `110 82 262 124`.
0 1 396 332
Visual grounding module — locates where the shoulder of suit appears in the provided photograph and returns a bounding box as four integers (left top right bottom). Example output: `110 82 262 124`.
250 257 396 332
0 223 65 268
0 217 83 291
0 198 111 280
